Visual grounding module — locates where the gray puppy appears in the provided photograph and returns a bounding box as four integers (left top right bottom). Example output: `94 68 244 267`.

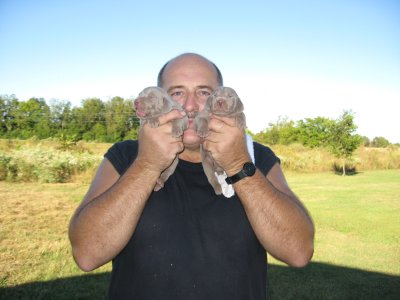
194 86 246 195
134 86 188 191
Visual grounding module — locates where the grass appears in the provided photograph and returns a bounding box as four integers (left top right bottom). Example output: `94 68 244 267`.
0 182 112 300
267 169 400 299
1 170 399 299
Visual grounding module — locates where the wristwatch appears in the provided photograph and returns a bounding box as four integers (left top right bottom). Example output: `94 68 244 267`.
225 162 256 184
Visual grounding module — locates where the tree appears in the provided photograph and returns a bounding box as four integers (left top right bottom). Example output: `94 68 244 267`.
104 96 136 142
361 136 371 147
48 99 72 133
296 116 334 148
253 116 298 145
68 98 105 140
0 94 20 136
326 111 362 175
371 136 390 148
17 98 52 138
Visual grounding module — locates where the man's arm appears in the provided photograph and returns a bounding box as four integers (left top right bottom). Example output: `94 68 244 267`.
68 110 185 272
232 163 314 267
203 116 314 267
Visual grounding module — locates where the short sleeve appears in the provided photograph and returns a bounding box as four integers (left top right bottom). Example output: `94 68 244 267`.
104 140 139 175
253 142 280 176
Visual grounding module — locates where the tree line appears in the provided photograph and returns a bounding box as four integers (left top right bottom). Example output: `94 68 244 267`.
1 94 391 147
0 94 139 143
251 115 392 148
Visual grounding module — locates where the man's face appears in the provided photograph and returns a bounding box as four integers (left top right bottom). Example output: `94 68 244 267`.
161 55 220 149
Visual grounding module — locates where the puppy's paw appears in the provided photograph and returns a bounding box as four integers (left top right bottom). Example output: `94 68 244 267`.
196 126 209 138
154 178 164 191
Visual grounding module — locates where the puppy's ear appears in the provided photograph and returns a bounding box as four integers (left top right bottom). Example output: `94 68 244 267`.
162 96 173 111
235 96 244 113
205 94 214 110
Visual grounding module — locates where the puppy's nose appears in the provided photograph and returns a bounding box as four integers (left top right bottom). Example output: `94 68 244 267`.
217 99 224 108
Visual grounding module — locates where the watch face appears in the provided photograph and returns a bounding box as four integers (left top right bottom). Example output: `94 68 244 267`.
243 162 256 176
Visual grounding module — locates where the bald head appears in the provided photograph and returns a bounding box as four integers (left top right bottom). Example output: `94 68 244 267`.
157 53 223 88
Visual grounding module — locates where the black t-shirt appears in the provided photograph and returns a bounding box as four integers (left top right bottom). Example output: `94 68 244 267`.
105 140 280 300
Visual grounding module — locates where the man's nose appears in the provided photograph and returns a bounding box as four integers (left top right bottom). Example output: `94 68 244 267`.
183 93 198 112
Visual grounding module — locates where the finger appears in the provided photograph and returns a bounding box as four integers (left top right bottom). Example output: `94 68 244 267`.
208 118 228 133
210 115 237 127
170 139 185 154
203 131 220 143
158 109 186 126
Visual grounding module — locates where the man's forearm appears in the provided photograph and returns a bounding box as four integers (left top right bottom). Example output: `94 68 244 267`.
69 159 159 271
234 170 314 267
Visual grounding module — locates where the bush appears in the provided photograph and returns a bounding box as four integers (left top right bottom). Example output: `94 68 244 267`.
332 162 357 175
0 146 102 183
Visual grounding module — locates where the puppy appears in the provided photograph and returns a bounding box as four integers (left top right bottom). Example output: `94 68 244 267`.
134 86 188 191
194 86 246 195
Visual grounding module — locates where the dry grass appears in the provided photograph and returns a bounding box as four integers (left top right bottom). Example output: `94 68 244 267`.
0 182 111 287
270 144 400 173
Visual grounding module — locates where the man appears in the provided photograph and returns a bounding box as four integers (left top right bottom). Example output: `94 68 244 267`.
69 53 314 299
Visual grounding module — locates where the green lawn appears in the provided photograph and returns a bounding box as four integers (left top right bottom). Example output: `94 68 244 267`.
267 169 400 299
1 170 399 299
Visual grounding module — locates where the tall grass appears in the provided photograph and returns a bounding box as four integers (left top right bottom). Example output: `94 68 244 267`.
0 139 102 183
270 143 400 172
1 139 399 184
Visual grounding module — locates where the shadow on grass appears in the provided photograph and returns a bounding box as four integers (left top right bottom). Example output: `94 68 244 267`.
0 262 399 300
267 262 399 300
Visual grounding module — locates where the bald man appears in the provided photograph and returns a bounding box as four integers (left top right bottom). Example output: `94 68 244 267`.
69 53 314 299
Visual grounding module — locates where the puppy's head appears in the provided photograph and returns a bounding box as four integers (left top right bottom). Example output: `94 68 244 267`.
208 87 244 116
134 87 172 119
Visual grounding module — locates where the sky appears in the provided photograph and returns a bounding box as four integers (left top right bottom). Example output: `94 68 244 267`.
1 0 399 143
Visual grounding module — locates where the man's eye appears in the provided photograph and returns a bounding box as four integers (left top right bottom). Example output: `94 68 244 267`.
171 91 183 97
199 91 211 97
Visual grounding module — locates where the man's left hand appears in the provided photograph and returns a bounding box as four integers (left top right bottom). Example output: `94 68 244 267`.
202 115 251 176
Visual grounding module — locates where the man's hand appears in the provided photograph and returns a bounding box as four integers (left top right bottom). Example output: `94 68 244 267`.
137 109 186 174
202 115 251 176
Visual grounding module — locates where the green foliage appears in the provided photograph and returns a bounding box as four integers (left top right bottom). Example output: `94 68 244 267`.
296 116 334 148
371 136 390 148
253 111 365 175
325 111 363 175
57 133 80 151
0 146 101 183
0 95 140 143
1 94 394 151
361 136 371 146
253 116 298 145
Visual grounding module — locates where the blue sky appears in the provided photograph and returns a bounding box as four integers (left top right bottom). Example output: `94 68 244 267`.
1 0 399 142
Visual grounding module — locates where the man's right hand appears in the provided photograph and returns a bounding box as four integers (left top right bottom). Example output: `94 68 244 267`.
136 109 186 174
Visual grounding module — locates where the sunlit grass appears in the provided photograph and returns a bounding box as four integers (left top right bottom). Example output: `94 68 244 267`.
0 182 111 289
269 170 400 275
1 169 399 299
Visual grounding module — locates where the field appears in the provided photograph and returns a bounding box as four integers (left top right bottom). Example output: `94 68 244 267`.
1 169 399 299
